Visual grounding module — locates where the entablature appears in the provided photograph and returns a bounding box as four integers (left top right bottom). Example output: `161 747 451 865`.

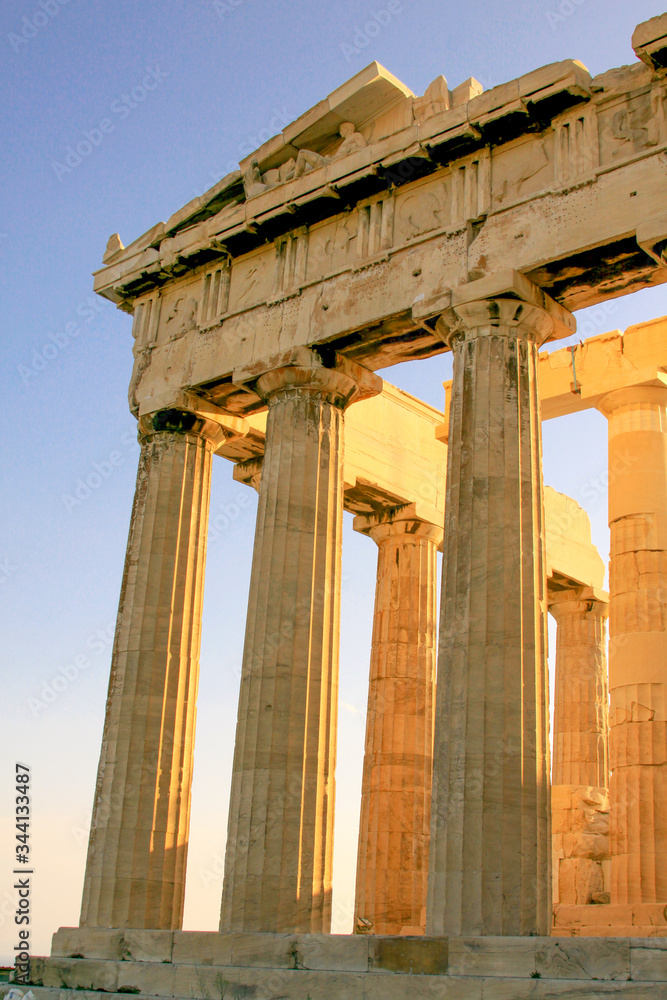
95 15 667 417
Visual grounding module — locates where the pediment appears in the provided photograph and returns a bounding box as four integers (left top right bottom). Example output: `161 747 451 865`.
239 62 415 176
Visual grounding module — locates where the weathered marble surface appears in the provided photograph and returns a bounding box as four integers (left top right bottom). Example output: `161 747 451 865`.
92 18 667 413
17 931 667 999
354 510 442 935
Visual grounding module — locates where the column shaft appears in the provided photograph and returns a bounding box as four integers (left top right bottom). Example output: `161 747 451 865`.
221 364 375 933
427 298 552 937
600 385 667 904
354 514 442 935
550 592 610 907
80 410 216 929
551 594 609 788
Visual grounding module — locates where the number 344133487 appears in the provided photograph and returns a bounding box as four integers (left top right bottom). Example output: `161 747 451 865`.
15 763 30 860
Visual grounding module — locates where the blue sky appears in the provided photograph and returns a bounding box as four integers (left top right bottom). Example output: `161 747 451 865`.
2 0 667 964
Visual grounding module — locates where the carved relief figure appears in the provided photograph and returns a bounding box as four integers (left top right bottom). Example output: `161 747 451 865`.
599 90 664 164
243 159 268 198
494 137 551 206
398 189 447 239
262 158 297 187
611 101 660 151
242 123 366 197
293 122 367 178
163 295 198 340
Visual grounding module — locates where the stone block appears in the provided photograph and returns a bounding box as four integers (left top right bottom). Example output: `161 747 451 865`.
172 931 234 966
559 858 604 904
447 937 536 977
562 833 609 860
632 904 667 927
178 965 368 1000
536 939 630 980
172 963 229 998
295 933 369 971
116 960 176 997
471 978 664 999
253 968 367 1000
632 941 667 981
229 932 296 968
25 956 46 985
50 927 122 960
553 903 631 929
122 929 173 962
370 936 448 975
42 959 118 992
365 973 478 999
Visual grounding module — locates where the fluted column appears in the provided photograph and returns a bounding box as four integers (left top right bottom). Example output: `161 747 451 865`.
551 589 610 789
354 508 443 935
550 589 610 907
220 358 380 934
81 404 240 929
427 284 565 937
598 383 667 904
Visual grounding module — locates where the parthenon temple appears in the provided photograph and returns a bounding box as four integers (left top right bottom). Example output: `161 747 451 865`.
26 12 667 998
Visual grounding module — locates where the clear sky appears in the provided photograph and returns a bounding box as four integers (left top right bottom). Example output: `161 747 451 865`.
2 0 667 965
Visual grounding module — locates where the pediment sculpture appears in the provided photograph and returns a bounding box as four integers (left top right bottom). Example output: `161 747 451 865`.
243 121 366 198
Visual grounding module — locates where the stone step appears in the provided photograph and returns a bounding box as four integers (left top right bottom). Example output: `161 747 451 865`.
6 968 667 1000
13 930 667 997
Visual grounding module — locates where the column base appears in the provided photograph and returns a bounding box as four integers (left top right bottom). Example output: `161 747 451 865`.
14 927 667 999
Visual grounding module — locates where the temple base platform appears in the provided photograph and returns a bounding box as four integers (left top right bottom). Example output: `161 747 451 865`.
9 927 667 999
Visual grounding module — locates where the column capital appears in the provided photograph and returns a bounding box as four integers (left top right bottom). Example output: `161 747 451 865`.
353 504 444 548
597 378 667 417
431 269 575 348
436 298 555 348
257 364 370 409
549 586 610 619
137 391 248 448
235 348 382 411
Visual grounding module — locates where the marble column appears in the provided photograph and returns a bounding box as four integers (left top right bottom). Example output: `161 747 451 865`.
220 358 380 934
427 284 564 937
80 404 239 929
354 507 443 935
550 588 610 907
598 383 667 904
551 589 610 789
